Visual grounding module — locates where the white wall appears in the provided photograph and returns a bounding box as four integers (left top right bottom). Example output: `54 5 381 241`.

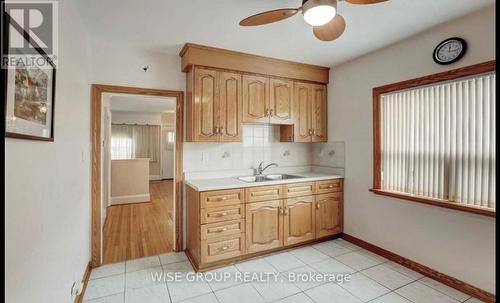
330 6 495 293
5 0 92 302
111 110 163 125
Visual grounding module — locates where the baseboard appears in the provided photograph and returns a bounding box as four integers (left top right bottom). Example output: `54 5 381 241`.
74 262 92 303
341 233 495 303
110 193 150 204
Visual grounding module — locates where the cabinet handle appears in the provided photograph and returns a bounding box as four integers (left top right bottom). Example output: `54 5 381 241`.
211 212 228 217
269 109 274 117
219 126 224 135
209 227 228 233
266 108 270 117
308 129 313 136
316 203 320 210
217 197 228 201
214 127 219 134
283 207 288 215
328 185 334 188
278 206 283 215
218 246 229 252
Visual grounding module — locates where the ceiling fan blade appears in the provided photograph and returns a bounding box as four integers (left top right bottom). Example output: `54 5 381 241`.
313 14 346 41
239 8 300 26
345 0 388 4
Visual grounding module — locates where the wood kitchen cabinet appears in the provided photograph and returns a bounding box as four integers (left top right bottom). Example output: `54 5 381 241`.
288 81 328 142
242 75 294 125
269 78 293 125
186 178 342 271
187 67 242 142
315 192 342 238
246 199 283 253
284 196 316 246
242 75 269 123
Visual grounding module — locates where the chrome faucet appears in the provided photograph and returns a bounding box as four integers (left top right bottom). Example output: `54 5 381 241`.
257 161 278 175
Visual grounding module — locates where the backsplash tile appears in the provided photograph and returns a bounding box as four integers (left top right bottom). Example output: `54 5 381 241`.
183 125 345 173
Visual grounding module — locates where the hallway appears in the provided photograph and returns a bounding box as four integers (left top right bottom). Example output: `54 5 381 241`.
103 180 174 264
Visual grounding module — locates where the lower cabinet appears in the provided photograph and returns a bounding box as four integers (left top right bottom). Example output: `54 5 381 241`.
284 196 316 246
186 179 343 270
246 200 283 253
316 193 343 238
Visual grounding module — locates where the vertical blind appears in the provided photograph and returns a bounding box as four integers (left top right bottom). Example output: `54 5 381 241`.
381 72 495 210
111 124 161 162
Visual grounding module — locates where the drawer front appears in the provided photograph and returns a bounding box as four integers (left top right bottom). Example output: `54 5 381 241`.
201 204 244 224
245 185 283 202
316 179 343 194
201 189 244 208
201 219 245 240
201 234 245 263
285 182 315 198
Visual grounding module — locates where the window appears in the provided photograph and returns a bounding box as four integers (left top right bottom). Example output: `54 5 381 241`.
371 61 496 216
110 124 161 161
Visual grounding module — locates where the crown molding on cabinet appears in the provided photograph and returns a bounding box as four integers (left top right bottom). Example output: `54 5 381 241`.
180 43 330 84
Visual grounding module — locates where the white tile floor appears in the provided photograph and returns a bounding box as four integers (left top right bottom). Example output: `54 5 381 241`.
83 240 483 303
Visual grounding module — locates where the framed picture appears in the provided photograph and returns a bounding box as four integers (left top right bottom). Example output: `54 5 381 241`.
3 12 56 141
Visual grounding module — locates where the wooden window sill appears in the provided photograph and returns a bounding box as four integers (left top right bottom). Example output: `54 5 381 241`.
369 189 495 217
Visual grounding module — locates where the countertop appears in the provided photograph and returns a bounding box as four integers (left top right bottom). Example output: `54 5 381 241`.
184 172 343 191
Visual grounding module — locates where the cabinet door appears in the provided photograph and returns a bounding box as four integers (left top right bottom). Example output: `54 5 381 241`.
242 75 269 123
311 84 328 142
219 71 242 142
269 78 293 125
284 196 315 246
246 200 283 253
315 193 342 238
293 82 312 142
193 67 220 141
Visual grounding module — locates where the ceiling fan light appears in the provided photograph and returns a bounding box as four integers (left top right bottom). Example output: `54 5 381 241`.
303 0 337 26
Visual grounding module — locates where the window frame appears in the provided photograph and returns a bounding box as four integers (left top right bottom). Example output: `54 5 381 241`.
371 60 496 217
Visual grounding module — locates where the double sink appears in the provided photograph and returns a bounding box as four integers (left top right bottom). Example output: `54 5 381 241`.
236 174 304 183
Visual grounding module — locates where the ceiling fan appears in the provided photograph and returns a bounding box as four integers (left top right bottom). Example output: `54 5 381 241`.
239 0 388 41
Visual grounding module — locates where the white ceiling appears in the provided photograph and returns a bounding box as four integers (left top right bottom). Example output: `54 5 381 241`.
109 94 176 113
76 0 494 67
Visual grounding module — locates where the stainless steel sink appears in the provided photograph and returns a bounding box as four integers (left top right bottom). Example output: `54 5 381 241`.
237 174 304 183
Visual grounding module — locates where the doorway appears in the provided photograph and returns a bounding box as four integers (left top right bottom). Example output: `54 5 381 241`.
91 85 183 267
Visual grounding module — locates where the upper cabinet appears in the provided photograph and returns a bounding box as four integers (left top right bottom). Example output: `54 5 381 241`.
242 75 269 123
242 75 293 125
219 71 243 142
181 44 329 142
187 67 242 142
269 78 293 125
290 82 328 143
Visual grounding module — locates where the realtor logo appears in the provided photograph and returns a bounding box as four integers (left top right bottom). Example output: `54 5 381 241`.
2 0 58 68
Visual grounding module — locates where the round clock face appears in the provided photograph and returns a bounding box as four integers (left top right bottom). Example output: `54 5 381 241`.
433 38 467 65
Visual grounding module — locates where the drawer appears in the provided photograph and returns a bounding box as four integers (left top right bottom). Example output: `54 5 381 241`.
201 233 245 263
201 219 245 240
316 179 343 194
245 185 283 202
200 189 244 208
201 204 244 224
285 182 315 198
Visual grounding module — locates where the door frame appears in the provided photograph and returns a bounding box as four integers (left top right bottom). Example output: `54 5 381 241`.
91 84 184 267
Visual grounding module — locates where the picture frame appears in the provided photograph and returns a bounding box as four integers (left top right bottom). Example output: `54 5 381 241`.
3 12 56 141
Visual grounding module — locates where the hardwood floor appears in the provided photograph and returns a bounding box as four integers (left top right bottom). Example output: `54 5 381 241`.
103 180 174 264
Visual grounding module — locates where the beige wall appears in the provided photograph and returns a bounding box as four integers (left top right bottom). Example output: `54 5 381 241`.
329 6 495 293
5 0 93 302
111 159 150 204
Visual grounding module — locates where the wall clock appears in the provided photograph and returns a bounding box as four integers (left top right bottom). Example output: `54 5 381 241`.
433 37 467 65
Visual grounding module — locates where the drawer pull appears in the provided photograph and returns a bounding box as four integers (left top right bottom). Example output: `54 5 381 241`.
218 246 229 252
209 212 228 217
316 203 320 210
209 227 228 233
217 197 228 201
328 185 334 188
